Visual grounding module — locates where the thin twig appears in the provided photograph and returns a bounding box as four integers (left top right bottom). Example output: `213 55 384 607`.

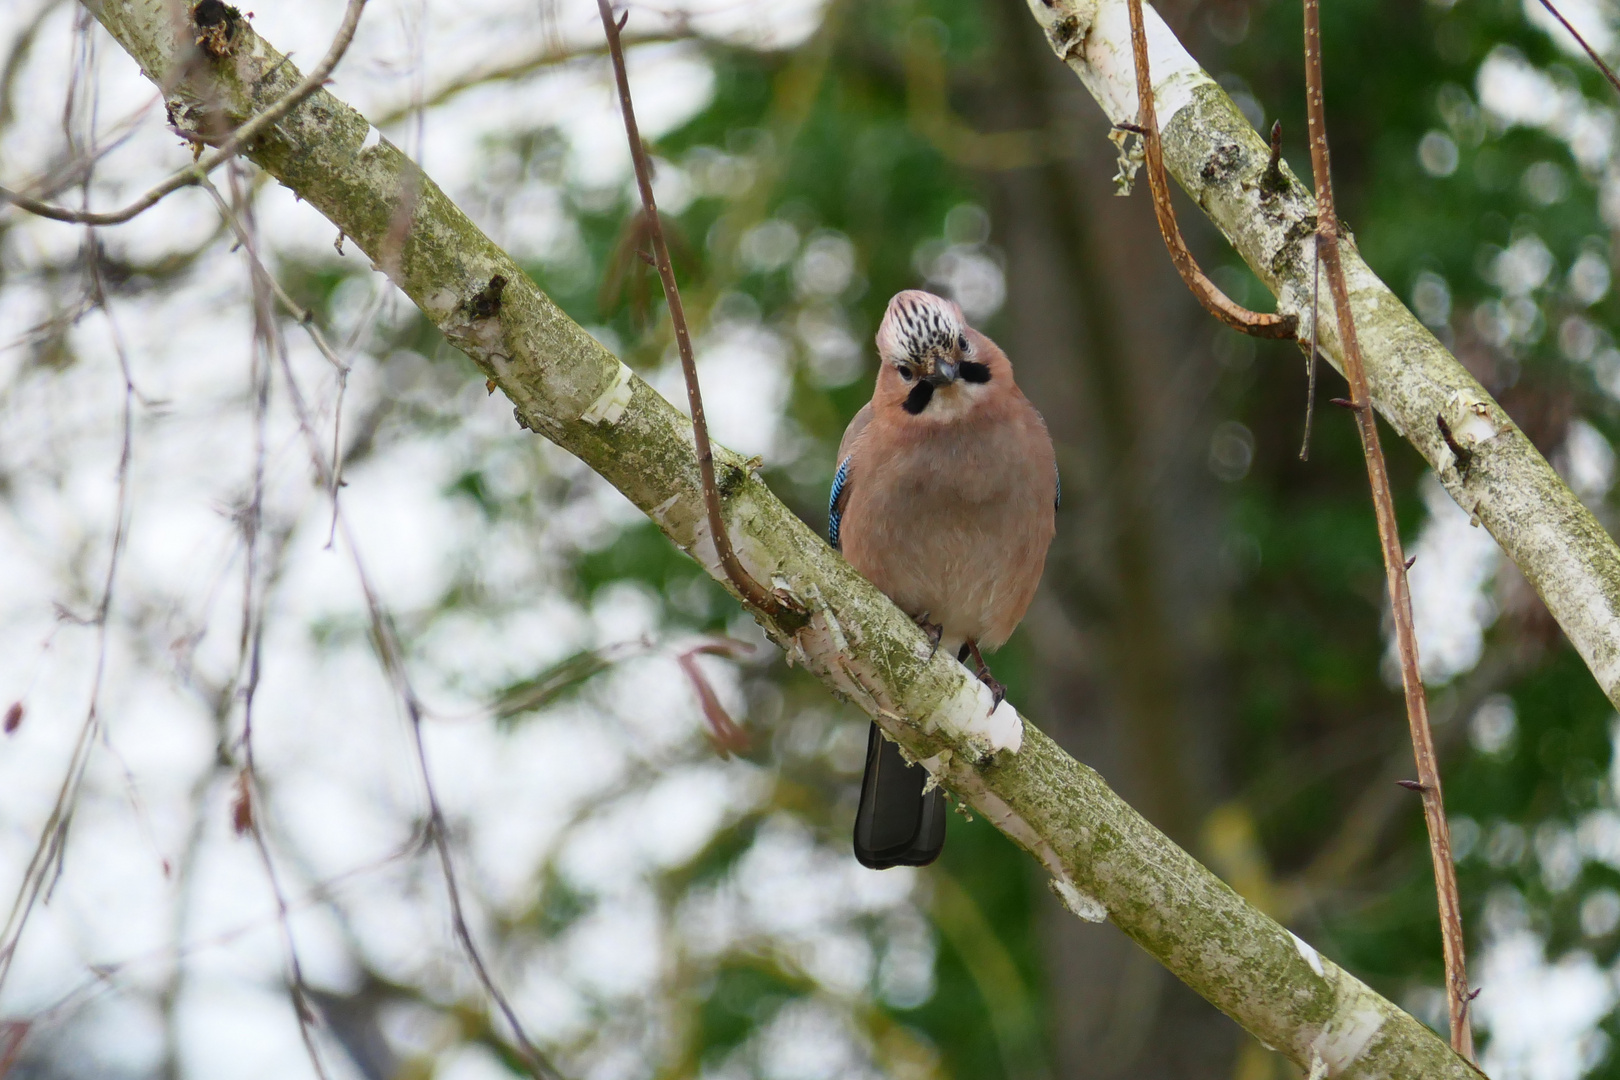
350 548 567 1080
0 54 138 993
232 163 334 1079
0 0 367 226
199 179 349 372
201 159 562 1075
0 0 65 135
1122 0 1296 340
253 274 564 1080
16 838 415 1032
368 30 687 129
1536 0 1620 97
198 173 356 543
1302 0 1473 1058
596 0 781 616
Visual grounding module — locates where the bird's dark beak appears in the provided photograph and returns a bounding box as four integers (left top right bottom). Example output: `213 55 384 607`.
925 359 958 386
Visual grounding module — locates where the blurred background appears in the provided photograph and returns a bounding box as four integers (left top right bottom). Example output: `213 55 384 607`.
2 0 1620 1076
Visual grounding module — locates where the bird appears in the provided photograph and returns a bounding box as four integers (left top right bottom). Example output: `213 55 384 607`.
829 290 1057 869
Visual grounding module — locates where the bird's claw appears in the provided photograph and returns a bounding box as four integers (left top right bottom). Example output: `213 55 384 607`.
966 642 1006 706
914 615 943 660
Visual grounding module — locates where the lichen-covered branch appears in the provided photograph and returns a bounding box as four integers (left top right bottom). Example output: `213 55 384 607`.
78 1 1474 1075
1025 0 1620 714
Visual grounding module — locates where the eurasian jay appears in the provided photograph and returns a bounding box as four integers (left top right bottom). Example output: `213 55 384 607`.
829 290 1057 869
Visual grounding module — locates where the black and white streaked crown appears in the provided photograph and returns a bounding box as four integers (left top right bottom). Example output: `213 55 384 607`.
877 290 967 363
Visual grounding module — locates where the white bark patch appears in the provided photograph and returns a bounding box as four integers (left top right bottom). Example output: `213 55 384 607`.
1028 0 1214 128
985 698 1024 752
580 361 635 425
424 288 458 318
1311 1005 1385 1075
649 492 684 531
1455 411 1498 447
929 678 1023 753
1290 932 1325 978
1051 878 1108 922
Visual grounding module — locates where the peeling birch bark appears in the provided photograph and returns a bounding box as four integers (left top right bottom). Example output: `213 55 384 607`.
78 1 1475 1075
1027 0 1620 709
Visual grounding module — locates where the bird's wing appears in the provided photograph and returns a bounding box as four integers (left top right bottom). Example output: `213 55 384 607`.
829 403 873 550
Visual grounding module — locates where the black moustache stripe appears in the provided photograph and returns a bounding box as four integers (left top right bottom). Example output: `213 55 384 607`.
960 361 991 383
903 381 935 414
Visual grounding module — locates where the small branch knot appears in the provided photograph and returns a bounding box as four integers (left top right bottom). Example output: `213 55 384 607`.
463 275 507 320
1436 413 1473 477
1260 120 1288 196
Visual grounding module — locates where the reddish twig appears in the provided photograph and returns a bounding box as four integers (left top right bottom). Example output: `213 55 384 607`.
1123 0 1296 340
0 0 367 226
676 640 756 757
0 1020 27 1077
1535 0 1620 97
595 0 781 617
1302 0 1473 1059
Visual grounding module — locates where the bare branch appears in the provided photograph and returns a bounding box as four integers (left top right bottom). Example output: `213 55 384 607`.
596 0 784 618
1123 0 1295 340
0 0 367 226
1301 0 1472 1058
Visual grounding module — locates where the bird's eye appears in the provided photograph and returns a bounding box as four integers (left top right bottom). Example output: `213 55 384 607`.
958 334 968 351
897 364 916 382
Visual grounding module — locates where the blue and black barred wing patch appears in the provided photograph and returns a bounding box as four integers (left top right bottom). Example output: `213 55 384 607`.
829 455 853 550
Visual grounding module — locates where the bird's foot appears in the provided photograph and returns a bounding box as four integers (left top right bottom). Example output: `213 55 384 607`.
914 614 943 660
967 642 1006 707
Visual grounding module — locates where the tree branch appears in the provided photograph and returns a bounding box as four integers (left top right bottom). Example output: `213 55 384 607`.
75 1 1478 1075
1023 0 1620 719
1300 0 1471 1056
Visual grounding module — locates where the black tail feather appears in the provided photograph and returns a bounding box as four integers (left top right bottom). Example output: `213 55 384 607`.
853 721 946 868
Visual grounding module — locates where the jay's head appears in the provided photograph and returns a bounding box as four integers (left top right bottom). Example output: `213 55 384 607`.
875 290 1003 421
